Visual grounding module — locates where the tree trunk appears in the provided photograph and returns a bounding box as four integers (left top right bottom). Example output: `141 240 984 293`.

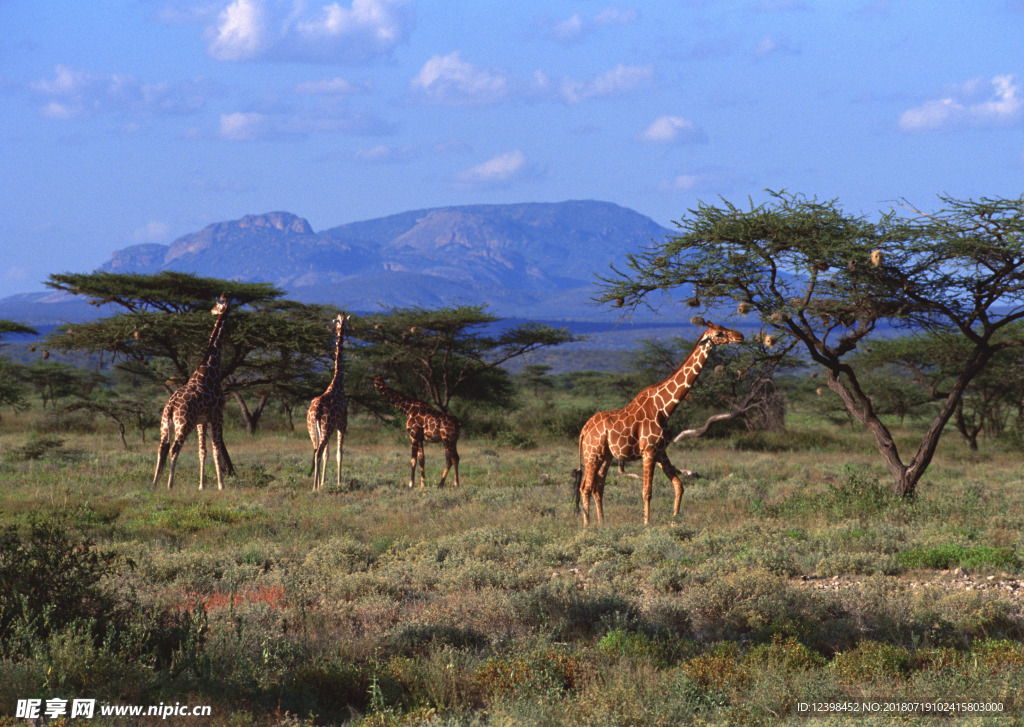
233 391 270 436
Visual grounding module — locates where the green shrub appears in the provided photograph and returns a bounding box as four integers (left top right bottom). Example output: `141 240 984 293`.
830 641 911 682
745 635 826 672
896 544 1021 572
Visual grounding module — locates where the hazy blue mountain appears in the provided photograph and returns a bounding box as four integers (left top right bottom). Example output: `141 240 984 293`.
94 200 672 317
2 201 681 327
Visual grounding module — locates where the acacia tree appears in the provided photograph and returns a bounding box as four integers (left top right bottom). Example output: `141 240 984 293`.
45 272 337 434
0 321 37 416
350 305 577 413
601 192 1024 497
858 328 1024 448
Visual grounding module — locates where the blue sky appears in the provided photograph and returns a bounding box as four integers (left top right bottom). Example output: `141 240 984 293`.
1 0 1022 298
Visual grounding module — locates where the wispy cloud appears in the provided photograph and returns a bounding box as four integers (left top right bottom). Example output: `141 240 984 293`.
29 65 213 120
294 77 370 95
409 52 508 106
535 63 653 104
456 150 536 187
206 0 414 63
638 115 707 144
753 34 799 58
354 143 419 163
217 101 394 141
899 75 1023 132
132 221 172 243
543 6 639 45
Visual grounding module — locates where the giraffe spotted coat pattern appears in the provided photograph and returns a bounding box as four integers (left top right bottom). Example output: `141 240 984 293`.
373 375 461 488
152 294 235 490
307 313 349 491
573 322 743 525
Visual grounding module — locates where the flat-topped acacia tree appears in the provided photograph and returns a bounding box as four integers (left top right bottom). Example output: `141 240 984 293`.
45 272 337 434
600 191 1024 497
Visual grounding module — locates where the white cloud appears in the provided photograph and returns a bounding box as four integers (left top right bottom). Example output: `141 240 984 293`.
219 111 270 140
206 0 414 63
132 221 172 243
553 63 652 104
456 150 531 186
665 174 701 191
217 102 394 141
638 115 707 144
754 34 798 57
355 143 419 163
545 6 639 44
294 77 368 95
899 75 1023 132
410 52 508 106
29 65 212 119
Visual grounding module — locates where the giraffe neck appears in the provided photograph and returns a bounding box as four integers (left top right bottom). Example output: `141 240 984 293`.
192 309 228 385
651 337 713 418
381 385 419 415
326 323 346 393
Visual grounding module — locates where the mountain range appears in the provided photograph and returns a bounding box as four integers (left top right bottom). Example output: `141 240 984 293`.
97 200 672 318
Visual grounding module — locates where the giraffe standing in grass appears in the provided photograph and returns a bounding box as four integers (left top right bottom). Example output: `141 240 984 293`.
307 313 349 491
573 321 743 525
373 375 461 488
152 294 235 490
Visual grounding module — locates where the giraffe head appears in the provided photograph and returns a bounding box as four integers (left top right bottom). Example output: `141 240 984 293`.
373 374 386 392
335 313 350 334
699 322 744 347
211 293 230 317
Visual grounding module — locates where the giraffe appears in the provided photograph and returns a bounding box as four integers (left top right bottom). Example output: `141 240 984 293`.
373 375 461 488
307 313 350 491
573 321 743 526
151 294 235 491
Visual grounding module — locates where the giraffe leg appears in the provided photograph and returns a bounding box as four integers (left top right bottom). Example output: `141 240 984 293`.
165 421 194 490
417 442 427 488
641 450 657 525
335 427 344 488
579 457 601 527
656 452 685 517
438 438 459 487
152 408 173 488
197 424 208 491
313 431 329 492
209 420 228 491
407 436 418 488
594 458 611 524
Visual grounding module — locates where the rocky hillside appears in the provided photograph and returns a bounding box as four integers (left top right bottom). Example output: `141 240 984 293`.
97 201 672 318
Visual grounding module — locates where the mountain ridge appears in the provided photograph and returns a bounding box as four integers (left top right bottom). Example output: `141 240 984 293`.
2 200 676 323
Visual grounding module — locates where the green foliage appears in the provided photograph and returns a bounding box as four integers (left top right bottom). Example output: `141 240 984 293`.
830 641 912 682
350 304 575 412
602 191 1024 497
896 544 1021 572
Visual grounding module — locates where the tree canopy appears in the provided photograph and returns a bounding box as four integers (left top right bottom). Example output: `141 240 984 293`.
349 305 577 412
45 272 338 433
601 191 1024 496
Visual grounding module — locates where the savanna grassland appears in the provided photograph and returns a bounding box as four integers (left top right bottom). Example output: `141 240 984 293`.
1 388 1024 727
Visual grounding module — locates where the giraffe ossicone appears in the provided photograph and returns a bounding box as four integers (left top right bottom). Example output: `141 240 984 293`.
373 375 461 488
151 293 235 491
307 313 349 491
573 321 743 526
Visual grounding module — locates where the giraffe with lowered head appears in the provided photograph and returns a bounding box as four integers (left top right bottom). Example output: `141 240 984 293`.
573 321 743 525
307 313 350 491
152 293 235 490
373 375 461 488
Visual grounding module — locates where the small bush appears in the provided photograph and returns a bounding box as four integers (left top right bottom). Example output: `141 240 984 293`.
745 635 826 672
830 641 911 682
683 642 749 692
896 544 1021 572
473 646 582 701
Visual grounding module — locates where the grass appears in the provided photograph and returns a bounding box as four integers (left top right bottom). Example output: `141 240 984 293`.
0 398 1023 725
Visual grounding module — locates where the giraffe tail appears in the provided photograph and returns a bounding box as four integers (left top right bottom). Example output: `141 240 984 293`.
572 467 583 513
